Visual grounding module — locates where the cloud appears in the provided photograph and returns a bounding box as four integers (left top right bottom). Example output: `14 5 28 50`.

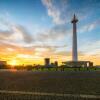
0 14 69 53
42 0 68 24
79 40 100 56
0 30 12 40
42 0 100 25
0 17 33 44
54 50 84 57
12 25 33 43
16 54 34 59
36 25 71 42
0 12 70 46
29 44 67 49
79 20 100 33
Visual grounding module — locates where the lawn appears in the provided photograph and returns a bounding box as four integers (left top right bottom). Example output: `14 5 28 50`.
0 70 100 96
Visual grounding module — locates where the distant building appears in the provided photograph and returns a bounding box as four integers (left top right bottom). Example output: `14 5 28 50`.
54 61 58 66
51 63 54 66
50 61 58 67
44 58 50 66
0 61 7 69
44 58 58 67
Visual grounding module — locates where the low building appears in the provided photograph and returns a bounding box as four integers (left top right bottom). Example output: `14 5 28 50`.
62 61 93 67
44 58 50 67
54 61 58 67
0 61 7 69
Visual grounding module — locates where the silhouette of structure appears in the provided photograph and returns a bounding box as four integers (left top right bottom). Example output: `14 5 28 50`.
54 61 58 67
0 60 7 69
44 58 50 66
44 58 58 67
63 14 93 67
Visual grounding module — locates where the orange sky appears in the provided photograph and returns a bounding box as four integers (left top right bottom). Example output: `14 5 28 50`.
0 43 99 66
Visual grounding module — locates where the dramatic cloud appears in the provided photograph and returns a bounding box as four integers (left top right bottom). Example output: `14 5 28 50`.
79 40 100 56
0 15 33 44
42 0 68 24
79 19 100 33
42 0 100 25
36 25 71 42
11 25 33 43
0 13 70 47
29 45 67 49
0 30 12 40
54 50 84 57
0 16 69 56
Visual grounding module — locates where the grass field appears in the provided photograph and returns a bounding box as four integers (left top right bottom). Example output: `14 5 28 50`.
0 70 100 99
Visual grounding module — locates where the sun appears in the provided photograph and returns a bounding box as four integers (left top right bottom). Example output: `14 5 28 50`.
9 60 19 66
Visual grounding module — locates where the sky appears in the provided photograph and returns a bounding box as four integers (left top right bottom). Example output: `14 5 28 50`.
0 0 100 65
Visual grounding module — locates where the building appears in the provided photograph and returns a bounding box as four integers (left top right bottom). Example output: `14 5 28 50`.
50 61 58 67
63 61 93 67
54 61 58 66
44 58 50 66
0 61 7 69
44 58 58 67
63 14 93 67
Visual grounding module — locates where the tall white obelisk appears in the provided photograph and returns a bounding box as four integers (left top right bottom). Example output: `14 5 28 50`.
71 14 78 61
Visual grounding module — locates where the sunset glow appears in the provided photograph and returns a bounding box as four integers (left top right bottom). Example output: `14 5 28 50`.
8 60 19 66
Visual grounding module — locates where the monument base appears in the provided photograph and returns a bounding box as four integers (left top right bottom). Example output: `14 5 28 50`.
62 61 93 67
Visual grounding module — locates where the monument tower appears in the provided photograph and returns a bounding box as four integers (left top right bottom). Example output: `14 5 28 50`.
63 14 93 67
71 14 78 61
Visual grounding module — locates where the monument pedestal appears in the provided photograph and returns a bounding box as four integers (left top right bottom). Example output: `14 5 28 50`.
63 61 93 67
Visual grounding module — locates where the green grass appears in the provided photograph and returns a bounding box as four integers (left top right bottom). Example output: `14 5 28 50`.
31 67 100 72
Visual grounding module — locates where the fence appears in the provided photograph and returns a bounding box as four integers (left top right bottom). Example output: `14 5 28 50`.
0 90 100 100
